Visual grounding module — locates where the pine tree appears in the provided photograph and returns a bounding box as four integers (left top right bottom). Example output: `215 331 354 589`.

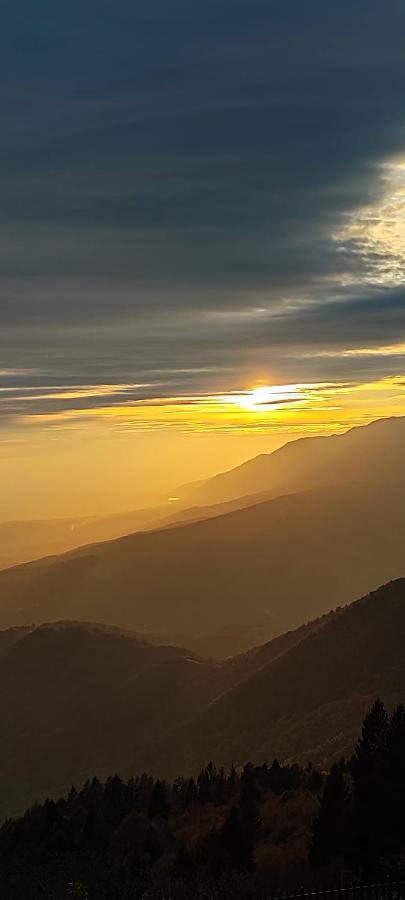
350 698 389 872
148 780 170 820
310 759 350 868
386 704 405 854
221 805 255 873
240 764 261 839
351 698 388 802
173 842 194 881
228 763 239 794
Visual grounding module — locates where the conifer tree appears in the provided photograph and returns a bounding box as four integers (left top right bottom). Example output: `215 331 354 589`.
350 698 389 870
148 780 170 820
351 698 388 802
310 759 350 868
386 704 405 853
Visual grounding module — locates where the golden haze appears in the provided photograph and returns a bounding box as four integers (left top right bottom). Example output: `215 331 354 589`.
1 374 405 520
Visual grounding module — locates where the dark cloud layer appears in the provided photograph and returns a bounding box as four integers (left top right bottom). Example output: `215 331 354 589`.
2 0 405 407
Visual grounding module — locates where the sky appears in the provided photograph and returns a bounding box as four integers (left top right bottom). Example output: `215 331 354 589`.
2 0 405 518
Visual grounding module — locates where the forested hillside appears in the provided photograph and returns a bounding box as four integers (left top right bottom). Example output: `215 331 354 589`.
2 701 405 899
1 580 405 821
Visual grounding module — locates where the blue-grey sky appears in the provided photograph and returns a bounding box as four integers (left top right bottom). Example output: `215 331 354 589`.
2 1 405 495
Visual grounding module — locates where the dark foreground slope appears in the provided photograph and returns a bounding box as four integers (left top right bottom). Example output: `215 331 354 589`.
158 578 405 776
0 623 219 818
0 479 404 653
3 698 405 900
1 579 405 819
0 617 317 819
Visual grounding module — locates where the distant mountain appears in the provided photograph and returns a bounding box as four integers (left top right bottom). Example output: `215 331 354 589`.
0 505 173 571
0 475 403 654
4 416 404 575
0 494 273 572
1 579 405 819
155 489 275 529
178 416 405 506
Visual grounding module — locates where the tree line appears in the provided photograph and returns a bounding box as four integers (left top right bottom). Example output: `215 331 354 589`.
0 700 404 898
311 698 405 877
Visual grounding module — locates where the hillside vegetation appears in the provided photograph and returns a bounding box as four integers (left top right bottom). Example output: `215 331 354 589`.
1 580 405 819
2 700 405 899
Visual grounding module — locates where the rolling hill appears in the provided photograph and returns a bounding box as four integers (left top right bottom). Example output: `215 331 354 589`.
1 579 405 819
0 491 275 572
0 505 173 571
0 476 403 655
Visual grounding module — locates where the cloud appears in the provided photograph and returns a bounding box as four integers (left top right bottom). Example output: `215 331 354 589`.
2 0 405 415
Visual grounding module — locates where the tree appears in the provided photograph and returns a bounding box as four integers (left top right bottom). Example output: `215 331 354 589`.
173 842 194 881
385 704 405 857
221 805 255 873
310 759 350 868
148 780 170 820
228 764 239 794
351 698 388 802
240 764 261 841
350 698 389 871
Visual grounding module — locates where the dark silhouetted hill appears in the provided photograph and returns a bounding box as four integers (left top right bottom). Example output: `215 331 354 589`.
1 580 405 818
0 622 219 818
158 578 405 778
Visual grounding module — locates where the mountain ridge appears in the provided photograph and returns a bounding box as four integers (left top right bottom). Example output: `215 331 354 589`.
178 416 405 506
3 416 404 572
0 579 405 818
0 477 403 654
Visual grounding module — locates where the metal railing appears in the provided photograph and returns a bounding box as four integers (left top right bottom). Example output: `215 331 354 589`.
268 884 405 900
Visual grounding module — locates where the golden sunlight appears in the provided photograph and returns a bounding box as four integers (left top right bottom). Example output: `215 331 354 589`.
19 375 405 439
238 384 305 410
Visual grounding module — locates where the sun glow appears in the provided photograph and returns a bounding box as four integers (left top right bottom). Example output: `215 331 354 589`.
4 374 405 520
9 375 405 442
240 384 303 410
219 382 325 412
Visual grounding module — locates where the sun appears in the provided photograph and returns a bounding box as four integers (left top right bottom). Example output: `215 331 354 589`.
250 386 279 406
241 384 301 410
216 381 318 415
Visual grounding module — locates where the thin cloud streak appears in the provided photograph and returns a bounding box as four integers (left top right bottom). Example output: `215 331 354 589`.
6 377 404 440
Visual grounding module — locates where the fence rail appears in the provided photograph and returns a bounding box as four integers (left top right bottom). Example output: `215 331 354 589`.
268 883 405 900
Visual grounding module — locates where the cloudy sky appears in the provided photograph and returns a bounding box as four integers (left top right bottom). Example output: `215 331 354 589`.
2 0 405 517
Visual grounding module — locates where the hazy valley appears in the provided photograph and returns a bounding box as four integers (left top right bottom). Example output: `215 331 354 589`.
1 417 405 657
